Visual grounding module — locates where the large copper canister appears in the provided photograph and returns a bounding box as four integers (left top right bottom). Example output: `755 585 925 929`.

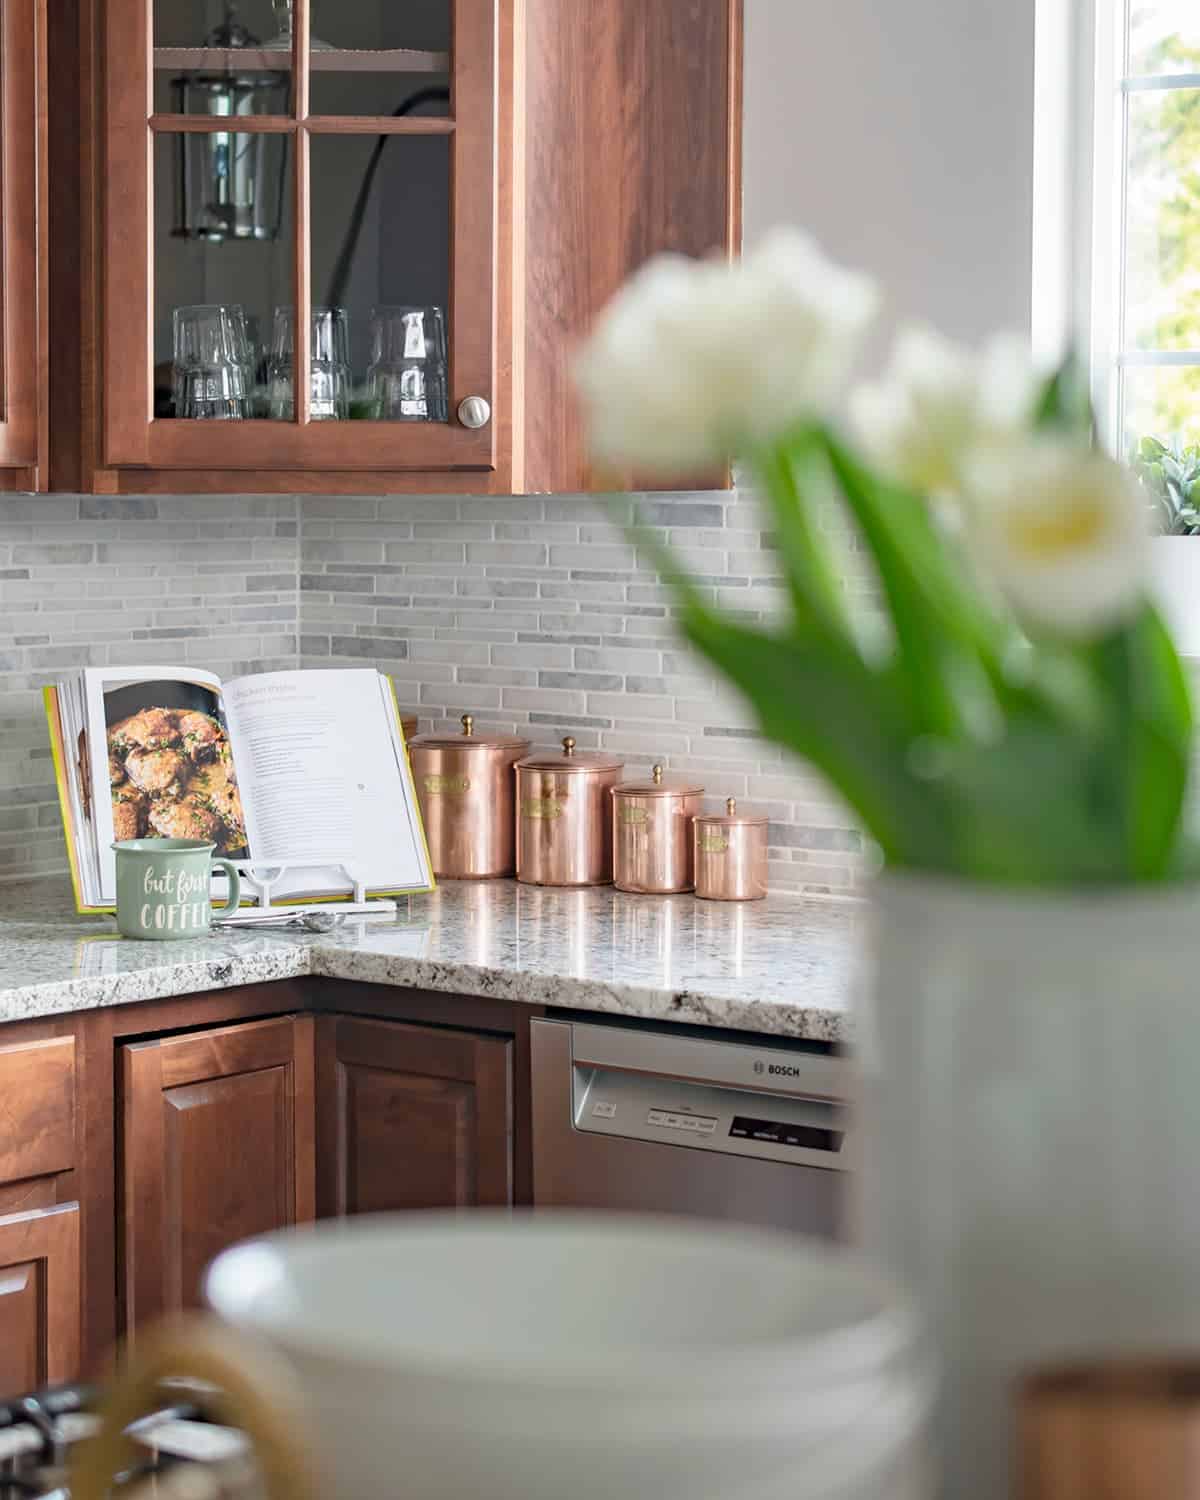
612 763 704 894
409 714 530 879
693 797 768 901
515 737 624 887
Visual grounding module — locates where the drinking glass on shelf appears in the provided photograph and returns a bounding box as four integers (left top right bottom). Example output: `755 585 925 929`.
365 306 448 422
172 304 250 420
266 306 351 421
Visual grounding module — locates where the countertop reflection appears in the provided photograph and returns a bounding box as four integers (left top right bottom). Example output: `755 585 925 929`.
0 877 861 1041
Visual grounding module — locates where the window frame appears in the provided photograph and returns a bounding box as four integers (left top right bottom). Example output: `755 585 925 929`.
1035 0 1200 453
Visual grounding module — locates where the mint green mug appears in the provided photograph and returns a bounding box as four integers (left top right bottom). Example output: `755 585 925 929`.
112 839 242 940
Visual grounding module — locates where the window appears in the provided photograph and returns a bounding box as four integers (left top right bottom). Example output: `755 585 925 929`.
1071 1 1200 453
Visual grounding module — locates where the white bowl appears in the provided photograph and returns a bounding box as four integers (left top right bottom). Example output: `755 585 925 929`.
206 1211 931 1500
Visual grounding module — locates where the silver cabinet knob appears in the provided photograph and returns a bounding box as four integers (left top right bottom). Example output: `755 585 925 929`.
458 395 491 430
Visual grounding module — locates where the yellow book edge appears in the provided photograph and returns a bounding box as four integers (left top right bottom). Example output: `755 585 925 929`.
44 682 436 917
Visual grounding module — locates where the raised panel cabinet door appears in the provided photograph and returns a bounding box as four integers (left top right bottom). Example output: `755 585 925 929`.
317 1016 512 1216
120 1015 316 1336
0 0 47 486
0 1203 81 1397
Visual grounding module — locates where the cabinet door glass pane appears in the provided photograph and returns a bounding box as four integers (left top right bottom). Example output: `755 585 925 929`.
154 131 294 419
310 133 450 421
307 0 450 118
153 0 292 116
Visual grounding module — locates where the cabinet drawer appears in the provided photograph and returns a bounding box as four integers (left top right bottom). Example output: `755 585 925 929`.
0 1037 76 1186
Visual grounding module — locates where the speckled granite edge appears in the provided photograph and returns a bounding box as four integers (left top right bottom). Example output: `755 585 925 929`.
0 945 313 1025
309 948 851 1040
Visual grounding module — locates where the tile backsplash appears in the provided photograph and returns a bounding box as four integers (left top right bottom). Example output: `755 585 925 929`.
0 496 300 881
0 489 864 893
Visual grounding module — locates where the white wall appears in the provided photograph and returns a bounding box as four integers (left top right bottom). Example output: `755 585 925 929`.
743 0 1037 350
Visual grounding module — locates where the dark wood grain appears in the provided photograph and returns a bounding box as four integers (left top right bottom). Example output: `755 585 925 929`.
0 1036 75 1187
80 982 308 1372
0 0 47 481
0 1203 81 1397
120 1015 315 1338
316 1015 512 1216
522 0 742 493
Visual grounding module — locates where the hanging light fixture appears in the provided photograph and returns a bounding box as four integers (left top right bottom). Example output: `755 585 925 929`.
171 3 290 242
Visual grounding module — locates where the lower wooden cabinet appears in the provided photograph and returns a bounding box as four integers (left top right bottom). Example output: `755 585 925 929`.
0 1202 80 1397
0 989 525 1380
316 1016 513 1216
119 1015 316 1336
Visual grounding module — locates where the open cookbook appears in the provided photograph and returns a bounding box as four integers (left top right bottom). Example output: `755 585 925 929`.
45 666 434 912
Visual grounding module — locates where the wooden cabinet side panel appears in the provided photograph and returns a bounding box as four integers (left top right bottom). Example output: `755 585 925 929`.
0 0 47 476
0 1203 81 1395
120 1041 167 1336
521 0 741 493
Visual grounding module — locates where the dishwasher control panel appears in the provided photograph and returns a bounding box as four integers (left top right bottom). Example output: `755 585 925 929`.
569 1024 850 1171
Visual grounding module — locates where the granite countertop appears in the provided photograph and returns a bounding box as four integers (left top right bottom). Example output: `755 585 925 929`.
0 877 862 1042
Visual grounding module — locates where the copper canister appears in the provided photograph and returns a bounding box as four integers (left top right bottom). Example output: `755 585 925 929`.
515 737 624 887
409 714 530 879
400 714 418 742
612 763 704 894
693 797 768 901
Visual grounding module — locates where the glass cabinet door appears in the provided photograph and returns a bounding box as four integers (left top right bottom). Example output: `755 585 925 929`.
104 0 497 475
0 0 45 482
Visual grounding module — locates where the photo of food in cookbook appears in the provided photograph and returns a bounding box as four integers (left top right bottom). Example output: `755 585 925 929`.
103 681 247 856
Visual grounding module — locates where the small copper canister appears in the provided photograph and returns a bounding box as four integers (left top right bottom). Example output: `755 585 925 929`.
409 714 530 879
515 737 624 887
693 798 768 901
612 763 704 895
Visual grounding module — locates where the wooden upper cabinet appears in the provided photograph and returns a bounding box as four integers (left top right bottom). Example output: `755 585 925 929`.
316 1015 512 1215
95 0 503 493
119 1015 315 1337
70 0 740 495
0 0 48 491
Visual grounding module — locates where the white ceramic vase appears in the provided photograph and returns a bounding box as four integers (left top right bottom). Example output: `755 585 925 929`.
855 874 1200 1500
1149 535 1200 655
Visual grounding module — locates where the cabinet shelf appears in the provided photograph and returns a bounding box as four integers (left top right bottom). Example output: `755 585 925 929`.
152 46 450 74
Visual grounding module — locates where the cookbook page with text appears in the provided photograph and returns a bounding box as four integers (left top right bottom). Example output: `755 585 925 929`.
223 669 431 895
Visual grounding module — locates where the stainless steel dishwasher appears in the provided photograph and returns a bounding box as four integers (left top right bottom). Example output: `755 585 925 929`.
530 1016 851 1238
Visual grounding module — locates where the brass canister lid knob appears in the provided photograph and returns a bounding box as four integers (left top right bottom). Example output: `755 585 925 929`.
461 714 474 737
652 764 664 784
562 736 576 756
726 797 737 815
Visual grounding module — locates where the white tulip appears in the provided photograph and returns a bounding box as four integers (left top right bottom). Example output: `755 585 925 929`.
574 229 878 473
964 439 1149 637
851 326 1041 496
